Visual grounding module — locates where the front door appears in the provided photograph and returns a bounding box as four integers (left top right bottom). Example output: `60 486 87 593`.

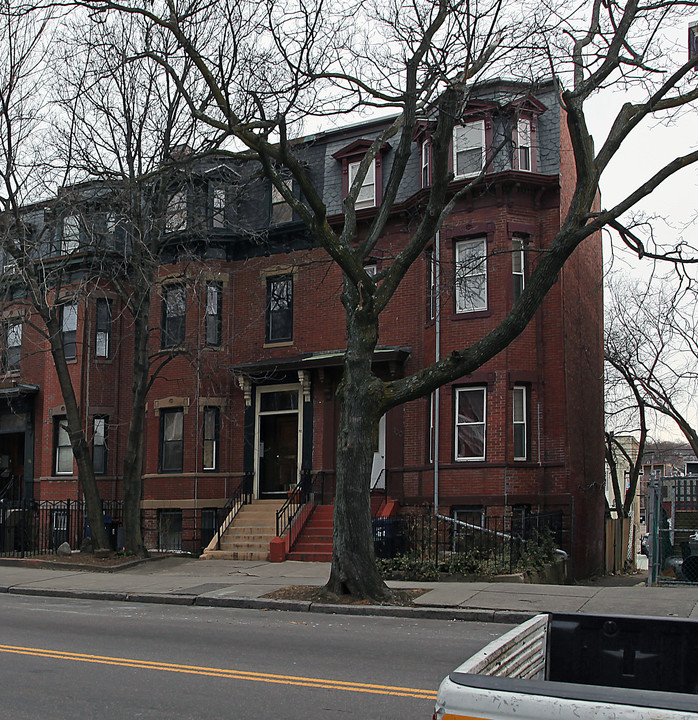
256 385 301 498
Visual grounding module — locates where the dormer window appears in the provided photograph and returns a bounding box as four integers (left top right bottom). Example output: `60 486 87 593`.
453 121 485 179
62 215 80 254
333 139 389 213
165 190 187 233
517 118 532 171
270 178 293 224
348 160 375 209
211 184 226 228
421 140 431 188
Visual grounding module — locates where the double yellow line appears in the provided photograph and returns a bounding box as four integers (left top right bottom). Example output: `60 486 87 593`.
0 644 437 700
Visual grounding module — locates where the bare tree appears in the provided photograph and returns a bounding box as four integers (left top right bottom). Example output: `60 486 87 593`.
70 0 698 598
605 274 698 475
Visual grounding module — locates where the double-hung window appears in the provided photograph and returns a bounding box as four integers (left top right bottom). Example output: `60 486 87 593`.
513 386 527 460
93 416 107 474
421 140 430 187
202 407 219 471
61 304 78 360
95 298 112 358
160 408 184 473
205 283 222 347
348 159 376 209
54 416 73 475
2 320 21 373
270 179 293 224
512 237 525 303
517 118 532 171
162 285 186 349
165 190 187 233
455 387 486 461
455 238 487 313
211 184 226 228
426 247 437 321
62 215 80 254
453 121 485 178
266 275 293 343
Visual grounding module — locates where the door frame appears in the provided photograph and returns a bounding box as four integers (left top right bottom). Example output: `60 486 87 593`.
253 383 302 499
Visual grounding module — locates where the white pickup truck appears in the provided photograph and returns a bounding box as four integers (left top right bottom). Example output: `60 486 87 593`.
433 612 698 720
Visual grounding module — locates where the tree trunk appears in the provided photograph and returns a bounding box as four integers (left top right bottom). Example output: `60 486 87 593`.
326 290 392 601
120 285 150 556
49 333 110 552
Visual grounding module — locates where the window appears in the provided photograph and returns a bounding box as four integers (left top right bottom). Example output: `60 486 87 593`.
62 215 80 254
205 283 222 347
512 237 525 303
2 320 21 373
161 285 186 349
428 391 436 463
455 238 487 313
453 121 485 178
165 190 187 233
211 184 226 228
54 416 73 475
455 387 486 461
517 117 532 171
270 179 293 224
348 159 376 209
158 509 182 551
61 304 78 360
426 247 437 321
93 416 107 474
513 386 527 460
95 298 112 358
266 275 293 343
202 407 219 471
160 408 184 472
421 140 430 187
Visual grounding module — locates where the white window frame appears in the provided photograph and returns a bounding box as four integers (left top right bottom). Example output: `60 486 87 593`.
93 416 107 474
512 237 525 303
455 386 486 462
55 416 73 475
202 406 219 471
421 139 430 187
513 385 527 461
453 121 485 179
517 117 532 171
455 238 487 313
348 159 376 209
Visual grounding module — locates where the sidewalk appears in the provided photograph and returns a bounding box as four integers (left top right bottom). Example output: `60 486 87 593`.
2 556 697 623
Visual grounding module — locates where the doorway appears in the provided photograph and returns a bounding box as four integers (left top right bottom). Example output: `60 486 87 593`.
255 385 301 498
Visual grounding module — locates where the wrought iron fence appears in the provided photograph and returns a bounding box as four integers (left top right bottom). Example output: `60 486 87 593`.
372 510 565 575
0 499 123 558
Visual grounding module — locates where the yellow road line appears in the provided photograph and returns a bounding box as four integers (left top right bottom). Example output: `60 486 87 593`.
0 644 437 700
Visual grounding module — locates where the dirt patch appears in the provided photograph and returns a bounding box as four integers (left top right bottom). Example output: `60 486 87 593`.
261 585 428 606
5 552 176 571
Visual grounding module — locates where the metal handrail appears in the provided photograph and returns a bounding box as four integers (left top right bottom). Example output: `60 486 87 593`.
276 470 317 538
213 473 253 550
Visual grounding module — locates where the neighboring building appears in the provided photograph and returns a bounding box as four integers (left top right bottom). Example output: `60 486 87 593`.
0 78 605 577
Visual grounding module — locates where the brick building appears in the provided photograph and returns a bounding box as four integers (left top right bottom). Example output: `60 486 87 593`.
0 78 605 577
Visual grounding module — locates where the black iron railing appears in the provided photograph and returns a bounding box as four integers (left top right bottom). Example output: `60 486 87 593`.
372 510 565 573
0 499 123 558
275 470 318 538
210 473 253 551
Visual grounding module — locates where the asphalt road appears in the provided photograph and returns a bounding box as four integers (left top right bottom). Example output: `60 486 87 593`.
0 594 510 719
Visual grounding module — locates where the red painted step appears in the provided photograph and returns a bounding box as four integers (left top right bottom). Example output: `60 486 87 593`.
287 498 398 562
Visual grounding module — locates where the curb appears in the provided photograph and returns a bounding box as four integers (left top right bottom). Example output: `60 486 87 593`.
0 584 531 623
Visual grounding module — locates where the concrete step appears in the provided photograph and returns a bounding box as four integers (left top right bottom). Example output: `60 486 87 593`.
287 551 332 562
201 549 269 561
291 542 332 553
